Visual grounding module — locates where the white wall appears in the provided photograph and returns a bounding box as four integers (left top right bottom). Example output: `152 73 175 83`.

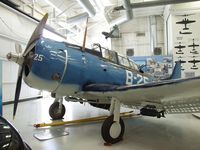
87 21 111 49
111 16 164 57
156 16 165 53
0 3 41 102
85 15 164 57
164 1 200 78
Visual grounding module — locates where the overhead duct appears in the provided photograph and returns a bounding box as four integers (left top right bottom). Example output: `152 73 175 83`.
114 0 200 11
109 0 133 27
149 16 157 55
67 12 88 24
76 0 96 17
123 0 133 20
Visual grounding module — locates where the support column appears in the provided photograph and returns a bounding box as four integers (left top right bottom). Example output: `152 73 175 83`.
149 15 157 55
0 60 2 116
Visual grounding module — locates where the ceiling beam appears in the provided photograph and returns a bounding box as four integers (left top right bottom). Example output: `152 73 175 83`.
114 0 200 11
76 0 96 17
67 12 88 24
107 0 133 27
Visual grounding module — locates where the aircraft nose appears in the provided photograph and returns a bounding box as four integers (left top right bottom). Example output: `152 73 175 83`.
22 42 69 93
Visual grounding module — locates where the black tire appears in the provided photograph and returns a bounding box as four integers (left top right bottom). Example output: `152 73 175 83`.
101 115 125 144
49 102 66 120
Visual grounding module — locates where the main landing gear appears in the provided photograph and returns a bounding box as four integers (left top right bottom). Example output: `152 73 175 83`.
49 98 66 120
101 98 125 144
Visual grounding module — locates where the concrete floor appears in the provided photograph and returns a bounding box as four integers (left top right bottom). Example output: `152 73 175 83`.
2 97 200 150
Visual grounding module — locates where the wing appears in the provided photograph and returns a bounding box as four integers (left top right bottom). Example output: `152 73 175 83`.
176 21 186 24
188 60 194 63
83 77 200 113
187 20 196 23
102 32 108 36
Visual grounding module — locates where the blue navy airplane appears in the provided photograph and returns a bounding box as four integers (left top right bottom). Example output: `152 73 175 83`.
7 14 200 144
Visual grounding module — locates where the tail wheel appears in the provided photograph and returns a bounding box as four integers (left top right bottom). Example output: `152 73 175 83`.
101 115 125 144
49 102 66 120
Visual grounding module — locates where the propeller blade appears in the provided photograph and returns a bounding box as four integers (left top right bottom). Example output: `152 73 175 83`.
13 65 24 119
23 13 48 57
12 14 48 119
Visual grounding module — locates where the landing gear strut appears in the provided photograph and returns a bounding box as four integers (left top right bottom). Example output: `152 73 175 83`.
101 98 125 144
49 98 66 120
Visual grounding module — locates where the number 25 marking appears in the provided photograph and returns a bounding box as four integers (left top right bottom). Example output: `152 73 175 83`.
34 54 44 61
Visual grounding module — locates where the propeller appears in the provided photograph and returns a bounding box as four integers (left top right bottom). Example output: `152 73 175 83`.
15 43 22 54
7 13 48 119
24 14 48 57
13 65 24 120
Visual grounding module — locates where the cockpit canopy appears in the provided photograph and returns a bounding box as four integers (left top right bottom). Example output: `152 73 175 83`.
64 41 140 72
92 43 139 71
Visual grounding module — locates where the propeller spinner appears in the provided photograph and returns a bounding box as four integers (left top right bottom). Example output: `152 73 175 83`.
6 13 48 119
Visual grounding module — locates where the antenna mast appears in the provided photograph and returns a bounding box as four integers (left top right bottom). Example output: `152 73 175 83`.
82 17 89 51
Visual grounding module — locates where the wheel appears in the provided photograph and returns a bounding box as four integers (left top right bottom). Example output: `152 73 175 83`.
101 115 125 144
49 102 66 120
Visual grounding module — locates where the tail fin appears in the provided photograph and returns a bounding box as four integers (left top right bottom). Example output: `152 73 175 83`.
170 61 181 79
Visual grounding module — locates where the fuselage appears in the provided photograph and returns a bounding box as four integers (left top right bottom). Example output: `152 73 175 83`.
24 37 153 98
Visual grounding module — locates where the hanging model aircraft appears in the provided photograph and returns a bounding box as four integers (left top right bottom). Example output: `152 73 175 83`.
6 14 200 144
174 43 185 55
176 18 196 30
188 39 199 54
188 59 200 70
102 25 119 39
188 39 199 50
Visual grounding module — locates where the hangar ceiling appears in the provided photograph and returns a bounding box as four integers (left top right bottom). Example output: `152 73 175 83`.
8 0 200 38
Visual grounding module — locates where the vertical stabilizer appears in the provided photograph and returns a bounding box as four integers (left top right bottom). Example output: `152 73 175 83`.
170 61 181 79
